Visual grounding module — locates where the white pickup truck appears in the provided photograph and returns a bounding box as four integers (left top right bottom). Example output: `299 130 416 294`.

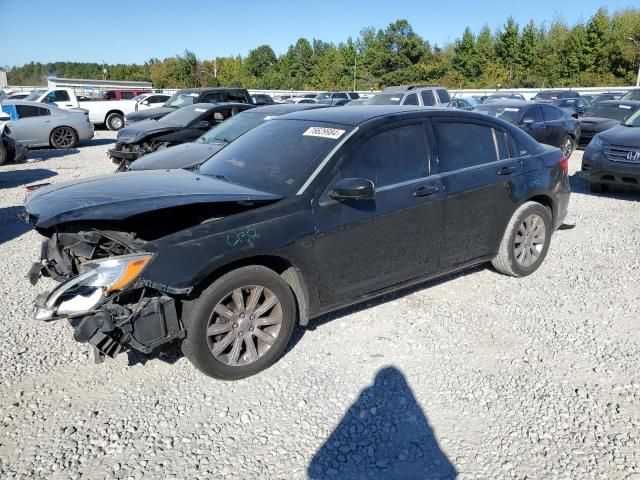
25 88 137 130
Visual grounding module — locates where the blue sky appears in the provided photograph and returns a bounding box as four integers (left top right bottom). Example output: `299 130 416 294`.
3 0 638 66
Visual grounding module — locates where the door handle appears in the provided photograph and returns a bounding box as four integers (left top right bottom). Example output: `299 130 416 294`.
497 166 517 175
413 185 439 197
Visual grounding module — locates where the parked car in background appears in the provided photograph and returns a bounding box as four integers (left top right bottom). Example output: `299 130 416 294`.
578 100 640 146
473 100 580 157
285 97 317 104
0 111 28 165
1 100 94 149
23 106 570 379
87 89 152 101
109 103 254 169
129 103 331 172
134 93 171 111
365 85 451 106
581 95 595 105
552 97 589 117
532 90 580 102
251 94 275 105
125 88 254 124
314 92 360 102
581 107 640 192
317 98 351 106
273 95 293 103
25 88 136 130
448 97 480 110
591 92 627 103
483 92 526 103
621 89 640 102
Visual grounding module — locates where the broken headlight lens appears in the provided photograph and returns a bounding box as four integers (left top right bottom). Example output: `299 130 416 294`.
35 254 153 321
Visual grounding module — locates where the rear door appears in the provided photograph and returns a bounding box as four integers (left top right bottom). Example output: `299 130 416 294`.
521 105 546 143
312 120 444 307
540 105 565 147
432 118 523 268
9 105 52 146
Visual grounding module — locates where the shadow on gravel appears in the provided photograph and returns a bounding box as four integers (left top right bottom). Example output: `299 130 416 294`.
308 366 456 479
570 172 640 201
25 148 79 162
87 138 116 146
0 206 31 244
0 168 57 189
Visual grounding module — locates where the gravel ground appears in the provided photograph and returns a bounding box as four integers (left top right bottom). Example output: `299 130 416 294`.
0 131 639 479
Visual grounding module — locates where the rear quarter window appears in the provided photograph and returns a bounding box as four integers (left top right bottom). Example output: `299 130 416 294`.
434 121 499 172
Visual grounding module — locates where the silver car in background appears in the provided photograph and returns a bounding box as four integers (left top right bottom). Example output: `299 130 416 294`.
1 100 94 149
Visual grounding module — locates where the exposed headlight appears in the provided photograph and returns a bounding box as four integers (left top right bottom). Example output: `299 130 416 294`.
35 254 153 321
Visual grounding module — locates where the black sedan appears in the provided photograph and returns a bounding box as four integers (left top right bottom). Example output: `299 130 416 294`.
109 103 254 169
578 100 640 146
473 100 580 157
24 106 570 379
581 108 640 192
129 103 330 172
552 98 589 117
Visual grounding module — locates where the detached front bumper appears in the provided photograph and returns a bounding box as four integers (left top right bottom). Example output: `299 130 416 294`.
108 146 141 162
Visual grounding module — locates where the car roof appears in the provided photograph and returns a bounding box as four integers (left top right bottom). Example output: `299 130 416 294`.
188 102 253 110
177 87 246 94
477 99 530 107
246 104 331 115
595 100 640 107
272 105 504 127
2 100 57 107
382 85 444 93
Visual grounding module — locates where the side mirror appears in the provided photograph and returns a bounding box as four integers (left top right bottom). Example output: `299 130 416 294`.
329 178 375 201
195 120 211 130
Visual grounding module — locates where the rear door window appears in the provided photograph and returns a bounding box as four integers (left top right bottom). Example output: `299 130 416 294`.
436 89 451 103
523 106 542 123
332 92 348 99
16 105 47 118
541 105 561 121
421 90 436 106
225 90 249 103
434 121 500 172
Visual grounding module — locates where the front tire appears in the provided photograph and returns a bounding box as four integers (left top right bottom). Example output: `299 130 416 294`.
492 201 552 277
106 113 124 131
50 127 78 149
560 135 575 158
181 266 297 380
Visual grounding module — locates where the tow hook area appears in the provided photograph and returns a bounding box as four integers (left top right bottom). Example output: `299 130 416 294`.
74 312 124 362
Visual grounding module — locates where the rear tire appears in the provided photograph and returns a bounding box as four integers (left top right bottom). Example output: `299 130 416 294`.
50 127 78 149
106 113 124 131
181 266 297 380
492 201 552 277
589 182 605 193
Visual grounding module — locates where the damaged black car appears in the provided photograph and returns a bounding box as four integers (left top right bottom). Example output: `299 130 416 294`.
109 103 254 170
23 107 570 379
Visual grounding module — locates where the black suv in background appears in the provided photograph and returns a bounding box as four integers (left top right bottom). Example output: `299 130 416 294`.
24 107 570 380
532 90 580 102
365 85 451 106
125 87 254 124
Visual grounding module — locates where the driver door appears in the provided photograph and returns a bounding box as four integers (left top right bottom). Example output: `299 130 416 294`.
312 120 444 308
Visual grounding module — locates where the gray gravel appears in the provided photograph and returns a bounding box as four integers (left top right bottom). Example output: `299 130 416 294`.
0 131 639 479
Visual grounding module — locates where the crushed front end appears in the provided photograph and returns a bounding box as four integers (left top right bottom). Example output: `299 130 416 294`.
30 232 185 363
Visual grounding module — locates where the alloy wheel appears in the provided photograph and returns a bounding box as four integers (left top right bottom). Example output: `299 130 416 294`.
52 127 75 148
206 285 283 366
561 136 574 158
514 213 546 268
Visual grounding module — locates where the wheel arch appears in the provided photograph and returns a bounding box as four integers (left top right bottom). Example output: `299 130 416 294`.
49 125 78 147
190 255 311 326
524 193 556 225
105 109 125 119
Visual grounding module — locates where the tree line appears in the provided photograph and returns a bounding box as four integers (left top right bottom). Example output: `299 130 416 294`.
6 8 640 90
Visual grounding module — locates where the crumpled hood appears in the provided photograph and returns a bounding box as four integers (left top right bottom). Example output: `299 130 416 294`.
117 119 182 144
579 116 619 133
127 107 175 122
129 141 226 171
24 169 283 229
599 124 640 147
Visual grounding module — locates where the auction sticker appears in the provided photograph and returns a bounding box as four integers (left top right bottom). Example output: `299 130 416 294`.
303 127 345 139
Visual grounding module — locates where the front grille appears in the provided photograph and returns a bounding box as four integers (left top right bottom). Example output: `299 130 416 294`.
604 145 640 164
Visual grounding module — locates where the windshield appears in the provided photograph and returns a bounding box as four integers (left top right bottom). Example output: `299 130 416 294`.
315 93 331 100
621 90 640 102
165 91 198 108
533 91 558 100
159 105 209 126
366 93 404 105
199 119 351 195
198 111 268 144
622 109 640 127
586 103 638 121
473 105 522 124
25 89 47 101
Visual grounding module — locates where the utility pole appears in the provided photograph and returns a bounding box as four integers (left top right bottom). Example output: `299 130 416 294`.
353 53 357 92
628 37 640 87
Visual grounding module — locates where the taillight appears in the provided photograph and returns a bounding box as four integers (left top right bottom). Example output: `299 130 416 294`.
559 156 568 173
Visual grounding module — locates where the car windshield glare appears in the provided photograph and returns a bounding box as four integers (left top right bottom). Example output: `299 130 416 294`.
473 105 521 123
159 105 206 126
198 112 267 144
586 104 637 122
199 119 351 195
165 92 197 108
25 89 46 101
622 109 640 127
